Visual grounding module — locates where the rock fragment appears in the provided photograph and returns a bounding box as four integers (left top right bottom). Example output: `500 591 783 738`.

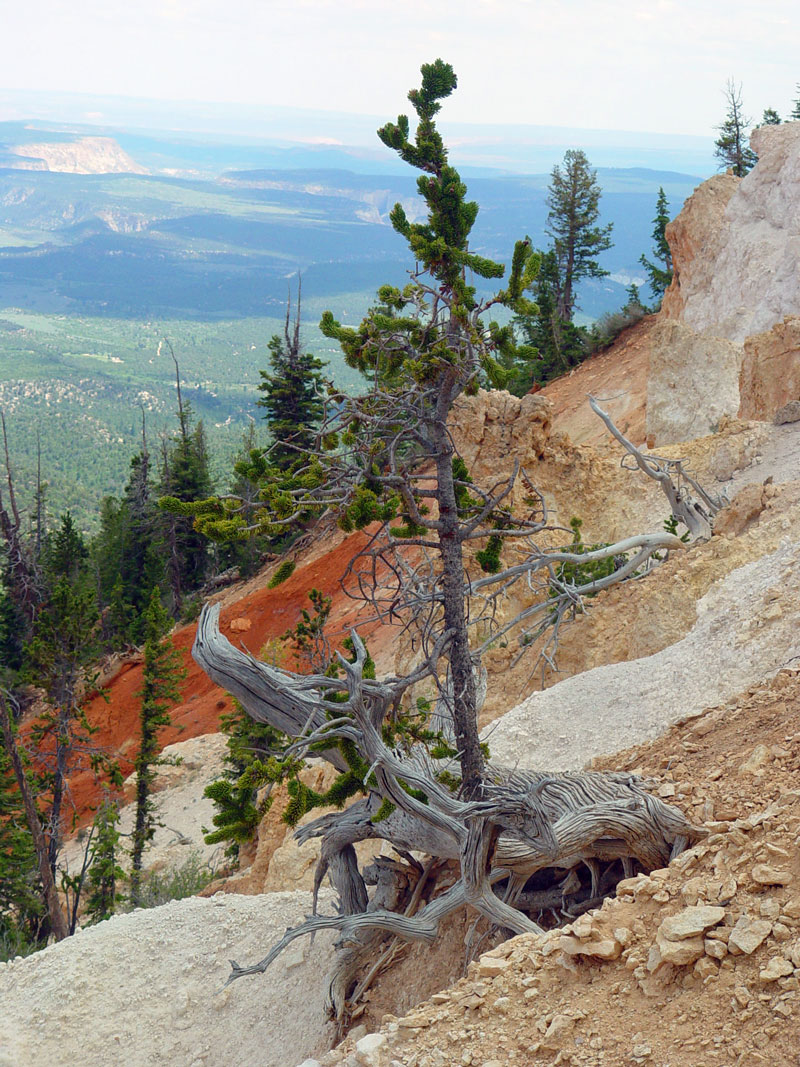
659 905 726 941
728 916 773 955
759 957 794 982
752 864 792 886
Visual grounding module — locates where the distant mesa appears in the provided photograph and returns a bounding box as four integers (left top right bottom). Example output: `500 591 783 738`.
8 135 148 175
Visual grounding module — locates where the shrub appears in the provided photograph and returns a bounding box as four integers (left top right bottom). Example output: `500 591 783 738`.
130 852 216 909
268 560 296 588
586 301 647 354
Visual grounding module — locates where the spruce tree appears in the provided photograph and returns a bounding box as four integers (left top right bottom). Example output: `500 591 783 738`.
257 290 327 475
639 186 674 303
715 79 757 177
129 589 185 906
546 149 613 322
760 108 781 126
217 421 271 578
791 85 800 121
0 689 68 942
94 431 164 646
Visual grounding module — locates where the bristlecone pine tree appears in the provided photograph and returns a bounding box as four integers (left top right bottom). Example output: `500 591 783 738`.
178 61 702 1021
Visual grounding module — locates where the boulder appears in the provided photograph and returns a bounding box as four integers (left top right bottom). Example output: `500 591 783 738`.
714 484 767 538
751 864 792 887
759 957 794 982
775 400 800 423
558 935 622 960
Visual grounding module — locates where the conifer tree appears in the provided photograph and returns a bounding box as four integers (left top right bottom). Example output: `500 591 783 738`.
791 85 800 121
129 589 185 905
182 66 693 990
0 711 43 948
715 79 757 177
26 513 105 878
0 689 68 942
257 289 327 474
175 59 542 797
546 149 613 322
84 795 125 924
639 186 674 303
157 363 212 615
512 248 587 384
760 108 781 126
94 443 164 646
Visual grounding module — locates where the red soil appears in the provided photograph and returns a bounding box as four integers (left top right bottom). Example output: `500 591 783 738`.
64 528 398 824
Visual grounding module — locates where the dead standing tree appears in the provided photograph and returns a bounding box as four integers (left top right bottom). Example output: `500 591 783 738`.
178 62 705 1020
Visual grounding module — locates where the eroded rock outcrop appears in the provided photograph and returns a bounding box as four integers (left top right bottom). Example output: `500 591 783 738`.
661 123 800 343
660 172 740 326
646 318 743 445
739 315 800 421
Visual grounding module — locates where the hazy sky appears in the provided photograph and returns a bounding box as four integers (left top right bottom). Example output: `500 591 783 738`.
3 0 798 138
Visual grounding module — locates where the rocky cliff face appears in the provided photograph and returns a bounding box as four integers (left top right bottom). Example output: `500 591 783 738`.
647 122 800 442
661 123 800 343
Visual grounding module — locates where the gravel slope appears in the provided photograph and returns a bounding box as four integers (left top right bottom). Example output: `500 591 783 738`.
488 538 800 771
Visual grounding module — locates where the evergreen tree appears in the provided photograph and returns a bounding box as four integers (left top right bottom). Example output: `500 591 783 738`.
257 289 327 474
760 108 782 126
179 60 542 797
0 551 25 676
93 443 164 646
84 795 125 924
512 249 587 385
157 398 212 615
26 514 104 878
0 689 68 942
639 186 674 303
0 412 40 650
791 85 800 121
217 422 272 578
715 79 757 177
0 715 43 949
203 698 288 857
546 149 613 322
129 589 185 906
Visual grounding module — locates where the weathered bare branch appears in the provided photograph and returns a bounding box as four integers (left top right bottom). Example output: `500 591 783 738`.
589 395 721 540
